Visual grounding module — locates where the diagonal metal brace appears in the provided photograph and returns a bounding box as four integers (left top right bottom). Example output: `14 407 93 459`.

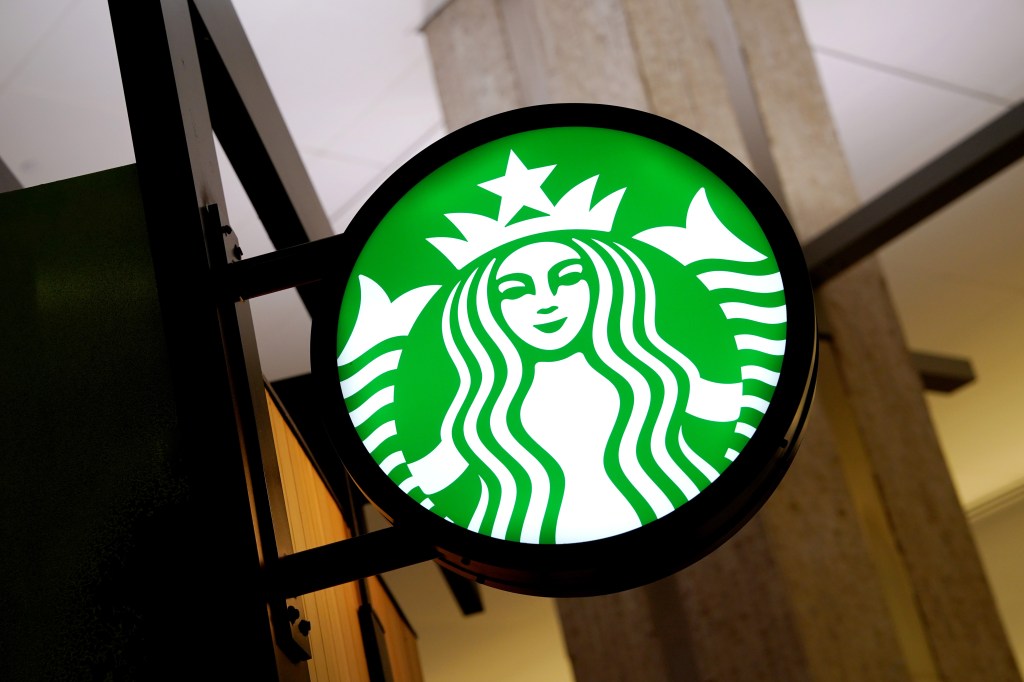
804 102 1024 287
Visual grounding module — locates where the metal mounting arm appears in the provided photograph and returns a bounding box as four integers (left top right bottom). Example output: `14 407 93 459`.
266 525 437 599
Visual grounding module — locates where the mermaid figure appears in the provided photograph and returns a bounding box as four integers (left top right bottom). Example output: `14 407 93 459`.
338 149 780 545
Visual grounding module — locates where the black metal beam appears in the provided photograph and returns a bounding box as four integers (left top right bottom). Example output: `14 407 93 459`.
190 0 334 243
220 231 351 301
912 352 976 393
440 567 484 616
805 102 1024 286
269 374 359 532
269 526 436 599
108 0 307 674
189 0 333 315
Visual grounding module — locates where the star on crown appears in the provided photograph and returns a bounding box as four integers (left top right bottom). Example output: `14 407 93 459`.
427 150 626 269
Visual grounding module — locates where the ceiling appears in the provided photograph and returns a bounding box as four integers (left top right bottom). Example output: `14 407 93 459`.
2 0 1022 678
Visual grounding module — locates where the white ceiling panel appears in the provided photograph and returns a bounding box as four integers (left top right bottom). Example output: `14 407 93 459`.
321 122 446 232
0 88 131 185
9 0 125 113
299 151 388 231
235 0 435 149
0 0 76 86
813 50 1006 201
321 55 444 166
796 0 1024 102
0 0 131 186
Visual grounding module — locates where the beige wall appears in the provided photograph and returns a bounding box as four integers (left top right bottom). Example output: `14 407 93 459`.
973 500 1024 672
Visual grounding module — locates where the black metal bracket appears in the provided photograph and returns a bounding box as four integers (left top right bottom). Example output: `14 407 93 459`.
805 101 1024 287
270 598 313 663
911 352 976 393
218 232 351 302
440 566 484 615
265 526 437 600
802 103 1024 395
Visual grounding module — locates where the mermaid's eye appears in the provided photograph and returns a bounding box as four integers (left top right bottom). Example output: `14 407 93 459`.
558 262 583 279
497 276 532 300
552 260 584 292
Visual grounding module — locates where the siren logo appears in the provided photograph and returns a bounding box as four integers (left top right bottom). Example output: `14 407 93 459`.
336 127 787 545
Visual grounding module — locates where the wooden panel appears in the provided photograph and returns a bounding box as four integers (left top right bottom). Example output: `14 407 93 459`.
266 391 425 682
369 578 425 682
268 391 369 682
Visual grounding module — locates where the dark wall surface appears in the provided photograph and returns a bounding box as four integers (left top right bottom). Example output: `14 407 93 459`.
0 165 206 680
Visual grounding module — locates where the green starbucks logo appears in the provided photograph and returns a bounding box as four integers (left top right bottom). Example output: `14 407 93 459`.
335 126 788 546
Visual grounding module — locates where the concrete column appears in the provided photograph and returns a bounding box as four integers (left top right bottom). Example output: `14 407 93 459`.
423 1 1021 679
725 1 1020 678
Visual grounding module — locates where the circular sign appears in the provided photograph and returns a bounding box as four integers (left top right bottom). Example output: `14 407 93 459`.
312 103 816 596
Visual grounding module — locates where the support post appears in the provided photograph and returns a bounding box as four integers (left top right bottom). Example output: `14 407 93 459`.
107 1 311 677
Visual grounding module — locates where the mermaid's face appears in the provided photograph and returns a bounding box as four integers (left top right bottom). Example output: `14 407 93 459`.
495 241 590 351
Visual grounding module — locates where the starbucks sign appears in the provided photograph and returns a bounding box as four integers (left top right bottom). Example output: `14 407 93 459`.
312 104 816 596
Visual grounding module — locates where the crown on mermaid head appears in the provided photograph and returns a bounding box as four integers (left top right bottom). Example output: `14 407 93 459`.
427 150 626 269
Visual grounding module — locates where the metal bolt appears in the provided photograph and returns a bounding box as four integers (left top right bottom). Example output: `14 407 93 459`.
222 224 233 235
298 619 312 637
286 605 300 623
232 244 243 260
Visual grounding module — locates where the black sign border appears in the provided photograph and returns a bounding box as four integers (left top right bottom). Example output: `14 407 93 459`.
311 103 817 597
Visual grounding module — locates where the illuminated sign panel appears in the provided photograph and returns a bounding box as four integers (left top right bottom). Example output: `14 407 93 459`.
313 104 816 595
